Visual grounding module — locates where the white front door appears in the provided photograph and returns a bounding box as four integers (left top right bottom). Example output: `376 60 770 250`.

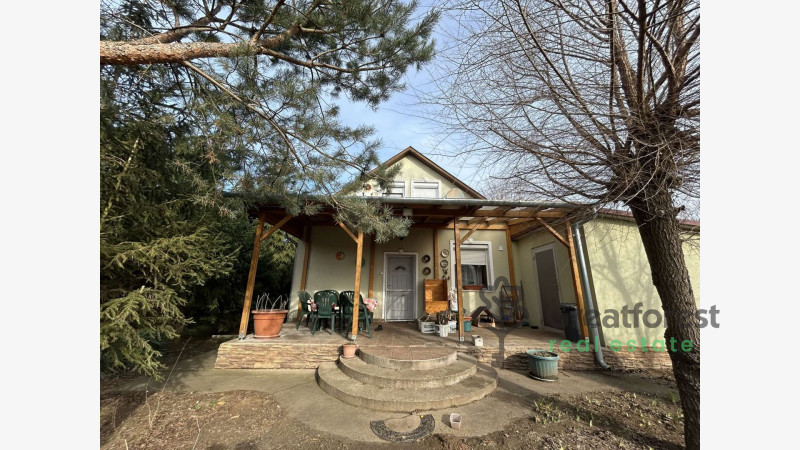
385 254 416 321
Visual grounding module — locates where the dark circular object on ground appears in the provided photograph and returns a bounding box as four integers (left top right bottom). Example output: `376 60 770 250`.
370 414 435 442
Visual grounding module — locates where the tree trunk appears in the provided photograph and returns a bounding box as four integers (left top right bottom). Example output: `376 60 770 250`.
100 42 253 65
629 191 700 450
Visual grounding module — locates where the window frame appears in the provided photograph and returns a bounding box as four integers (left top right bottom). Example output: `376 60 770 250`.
410 179 441 198
382 180 406 198
448 240 495 291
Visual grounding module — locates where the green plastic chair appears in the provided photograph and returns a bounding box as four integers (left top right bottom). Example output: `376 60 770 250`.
339 291 372 339
296 291 312 330
311 290 338 335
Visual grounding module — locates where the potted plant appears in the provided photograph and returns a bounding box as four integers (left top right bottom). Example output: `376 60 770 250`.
252 293 288 339
526 349 559 382
342 341 358 358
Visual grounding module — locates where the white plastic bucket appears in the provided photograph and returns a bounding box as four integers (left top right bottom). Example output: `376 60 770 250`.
437 324 449 337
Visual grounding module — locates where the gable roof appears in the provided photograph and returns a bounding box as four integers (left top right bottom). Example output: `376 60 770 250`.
372 146 486 199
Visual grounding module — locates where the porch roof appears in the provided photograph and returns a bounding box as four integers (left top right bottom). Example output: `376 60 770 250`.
238 194 590 241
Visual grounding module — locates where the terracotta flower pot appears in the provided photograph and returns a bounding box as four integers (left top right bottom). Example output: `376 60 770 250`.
252 310 288 339
342 343 358 358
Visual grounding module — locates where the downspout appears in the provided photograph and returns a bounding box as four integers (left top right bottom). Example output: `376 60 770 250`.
572 217 610 370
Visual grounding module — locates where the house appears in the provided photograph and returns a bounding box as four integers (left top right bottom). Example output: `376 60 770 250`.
238 146 700 352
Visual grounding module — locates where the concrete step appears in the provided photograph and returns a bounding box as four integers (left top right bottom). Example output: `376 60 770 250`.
316 361 497 413
338 355 477 389
358 346 457 370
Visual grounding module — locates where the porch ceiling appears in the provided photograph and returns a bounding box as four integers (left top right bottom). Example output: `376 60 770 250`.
252 197 586 241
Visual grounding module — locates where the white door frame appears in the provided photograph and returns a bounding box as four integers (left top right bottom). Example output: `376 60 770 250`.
531 243 564 332
382 252 418 321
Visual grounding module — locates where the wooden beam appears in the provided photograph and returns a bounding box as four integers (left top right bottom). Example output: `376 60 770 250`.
506 217 534 226
467 216 486 225
486 217 509 224
432 223 508 231
368 234 376 298
505 228 516 288
536 218 568 247
260 212 302 238
471 209 566 219
260 215 294 242
239 215 265 339
392 207 475 218
460 221 481 244
453 219 464 342
350 231 364 340
432 228 439 279
509 220 542 239
298 226 312 321
565 220 590 339
338 222 358 243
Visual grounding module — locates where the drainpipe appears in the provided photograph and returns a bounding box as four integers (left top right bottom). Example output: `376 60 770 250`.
572 217 610 370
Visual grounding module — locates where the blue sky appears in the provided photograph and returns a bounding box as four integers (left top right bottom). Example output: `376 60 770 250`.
332 2 484 190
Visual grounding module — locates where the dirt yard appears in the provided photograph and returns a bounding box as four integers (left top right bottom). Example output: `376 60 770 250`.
100 385 684 449
101 335 685 449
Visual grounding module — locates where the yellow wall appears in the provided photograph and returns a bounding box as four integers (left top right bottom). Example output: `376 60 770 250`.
511 228 577 329
287 226 371 318
435 228 513 318
288 226 513 321
582 218 701 346
359 154 474 199
509 217 700 347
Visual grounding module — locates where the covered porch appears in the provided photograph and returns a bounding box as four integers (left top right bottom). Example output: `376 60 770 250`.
235 196 595 344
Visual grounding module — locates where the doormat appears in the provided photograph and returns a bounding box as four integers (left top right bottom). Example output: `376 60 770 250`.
370 414 435 442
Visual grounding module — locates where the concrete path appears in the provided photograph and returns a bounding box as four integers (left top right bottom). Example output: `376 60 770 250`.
113 349 675 443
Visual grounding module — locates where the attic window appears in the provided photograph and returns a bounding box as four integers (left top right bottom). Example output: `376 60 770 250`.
411 180 440 198
383 181 405 198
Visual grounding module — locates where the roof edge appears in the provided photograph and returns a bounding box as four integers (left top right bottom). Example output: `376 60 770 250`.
372 146 486 199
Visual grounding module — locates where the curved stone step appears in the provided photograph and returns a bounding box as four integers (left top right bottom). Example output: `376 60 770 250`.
339 356 477 389
358 346 457 370
316 362 497 413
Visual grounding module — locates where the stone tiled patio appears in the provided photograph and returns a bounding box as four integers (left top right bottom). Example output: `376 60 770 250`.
214 320 670 371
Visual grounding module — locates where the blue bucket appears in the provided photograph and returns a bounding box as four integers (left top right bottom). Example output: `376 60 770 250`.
526 349 559 382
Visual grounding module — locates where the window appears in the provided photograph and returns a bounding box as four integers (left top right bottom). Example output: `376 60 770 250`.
383 180 405 198
450 241 494 290
411 180 440 198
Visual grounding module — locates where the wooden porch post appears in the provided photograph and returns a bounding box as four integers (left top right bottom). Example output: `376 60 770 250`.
453 219 464 342
505 228 522 323
350 231 364 340
367 234 376 298
238 215 265 339
298 225 312 321
565 219 590 339
505 228 517 287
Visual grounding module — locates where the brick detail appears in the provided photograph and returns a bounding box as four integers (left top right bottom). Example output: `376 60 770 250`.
215 341 341 369
216 338 672 372
465 345 673 371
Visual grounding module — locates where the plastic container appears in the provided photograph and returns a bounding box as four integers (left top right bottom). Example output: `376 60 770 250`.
449 413 462 430
437 324 450 337
472 335 483 347
448 320 457 332
526 349 559 382
419 321 435 334
463 317 472 332
559 304 581 342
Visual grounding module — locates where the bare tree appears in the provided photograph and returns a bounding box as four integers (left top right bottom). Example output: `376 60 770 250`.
432 1 700 447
